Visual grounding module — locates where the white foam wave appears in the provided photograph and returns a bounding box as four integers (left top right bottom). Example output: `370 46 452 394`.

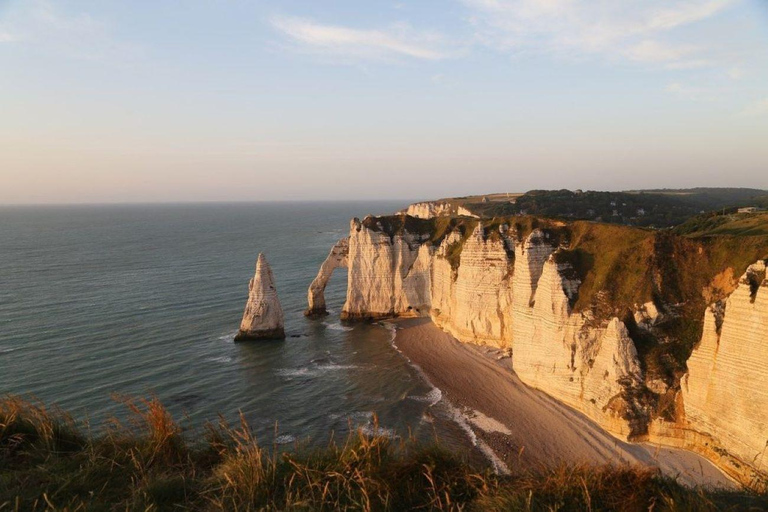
276 367 313 378
358 423 398 439
388 334 442 408
276 363 359 378
379 321 398 348
217 330 239 341
409 387 443 406
0 346 16 354
324 322 353 332
274 434 296 445
444 404 510 475
206 356 232 364
467 409 513 435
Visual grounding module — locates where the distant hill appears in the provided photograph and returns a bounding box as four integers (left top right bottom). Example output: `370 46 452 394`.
446 188 768 228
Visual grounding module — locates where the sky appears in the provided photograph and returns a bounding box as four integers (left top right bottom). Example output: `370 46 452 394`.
1 0 767 204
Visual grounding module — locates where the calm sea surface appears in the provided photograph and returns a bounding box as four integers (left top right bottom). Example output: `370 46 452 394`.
0 202 469 451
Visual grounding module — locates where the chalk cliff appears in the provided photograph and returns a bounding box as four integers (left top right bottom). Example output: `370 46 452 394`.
402 201 480 219
404 202 452 219
309 213 768 486
235 253 285 341
681 261 768 478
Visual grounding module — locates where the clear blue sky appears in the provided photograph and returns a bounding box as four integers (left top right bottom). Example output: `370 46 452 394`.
2 0 767 204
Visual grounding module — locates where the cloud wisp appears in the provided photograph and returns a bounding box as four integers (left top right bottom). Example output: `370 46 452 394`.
271 16 454 61
462 0 736 68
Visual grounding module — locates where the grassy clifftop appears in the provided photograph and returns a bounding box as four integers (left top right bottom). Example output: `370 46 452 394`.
1 396 766 511
434 188 768 228
674 212 768 237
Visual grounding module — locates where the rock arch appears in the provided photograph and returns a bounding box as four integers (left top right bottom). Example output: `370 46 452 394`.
305 237 349 317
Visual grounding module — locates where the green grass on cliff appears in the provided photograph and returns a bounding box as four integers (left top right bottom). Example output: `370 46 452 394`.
2 396 766 511
674 212 768 237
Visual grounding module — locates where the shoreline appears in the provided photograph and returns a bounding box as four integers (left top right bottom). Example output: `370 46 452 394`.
391 317 734 488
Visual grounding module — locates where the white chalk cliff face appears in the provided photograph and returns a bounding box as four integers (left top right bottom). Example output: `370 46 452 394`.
404 202 451 219
342 217 431 320
310 216 768 485
235 253 285 341
402 201 480 219
682 261 768 475
511 248 645 437
431 224 514 346
328 218 645 435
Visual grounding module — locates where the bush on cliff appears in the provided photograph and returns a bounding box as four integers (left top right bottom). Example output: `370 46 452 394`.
2 396 766 511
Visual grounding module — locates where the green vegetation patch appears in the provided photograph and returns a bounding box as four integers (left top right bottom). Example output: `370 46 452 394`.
2 396 766 511
674 212 768 237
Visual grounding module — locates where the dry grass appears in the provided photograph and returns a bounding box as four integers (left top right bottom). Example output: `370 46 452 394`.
2 395 767 511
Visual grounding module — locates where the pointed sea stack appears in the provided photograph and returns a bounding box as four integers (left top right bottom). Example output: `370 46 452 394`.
234 253 285 341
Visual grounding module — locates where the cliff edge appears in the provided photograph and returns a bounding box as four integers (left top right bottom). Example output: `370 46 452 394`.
308 212 768 487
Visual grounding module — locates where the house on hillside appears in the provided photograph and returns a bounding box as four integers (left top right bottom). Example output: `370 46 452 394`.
738 206 764 214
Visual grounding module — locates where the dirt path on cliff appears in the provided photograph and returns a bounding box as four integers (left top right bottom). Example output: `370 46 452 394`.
392 318 733 488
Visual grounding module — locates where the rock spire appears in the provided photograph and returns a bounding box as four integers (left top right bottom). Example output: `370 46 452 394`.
235 253 285 341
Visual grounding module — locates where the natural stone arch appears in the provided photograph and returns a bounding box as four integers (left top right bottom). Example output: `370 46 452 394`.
305 238 349 317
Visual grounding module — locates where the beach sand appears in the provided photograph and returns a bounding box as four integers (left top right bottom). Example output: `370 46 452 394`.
393 317 733 488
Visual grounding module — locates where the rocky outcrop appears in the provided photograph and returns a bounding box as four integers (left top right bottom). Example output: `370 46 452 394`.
404 202 452 219
306 238 348 317
680 261 768 481
402 201 480 219
235 253 285 341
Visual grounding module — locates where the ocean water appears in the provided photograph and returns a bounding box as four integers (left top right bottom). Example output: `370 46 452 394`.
0 202 468 450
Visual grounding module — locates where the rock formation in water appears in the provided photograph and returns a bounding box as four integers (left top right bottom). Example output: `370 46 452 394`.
308 212 768 486
235 253 285 341
306 238 349 317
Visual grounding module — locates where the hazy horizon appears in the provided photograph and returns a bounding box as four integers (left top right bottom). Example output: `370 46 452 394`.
2 0 767 204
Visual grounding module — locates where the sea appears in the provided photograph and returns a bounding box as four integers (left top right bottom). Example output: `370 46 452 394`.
0 202 473 453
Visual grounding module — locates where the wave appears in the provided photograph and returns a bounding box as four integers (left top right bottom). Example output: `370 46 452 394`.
276 363 359 379
217 330 239 342
206 356 232 364
380 322 398 346
409 387 443 406
274 434 296 445
466 409 512 436
324 322 353 332
0 346 16 354
358 422 398 439
443 403 510 475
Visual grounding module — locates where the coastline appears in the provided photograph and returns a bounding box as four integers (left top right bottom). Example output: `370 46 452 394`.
391 317 734 488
